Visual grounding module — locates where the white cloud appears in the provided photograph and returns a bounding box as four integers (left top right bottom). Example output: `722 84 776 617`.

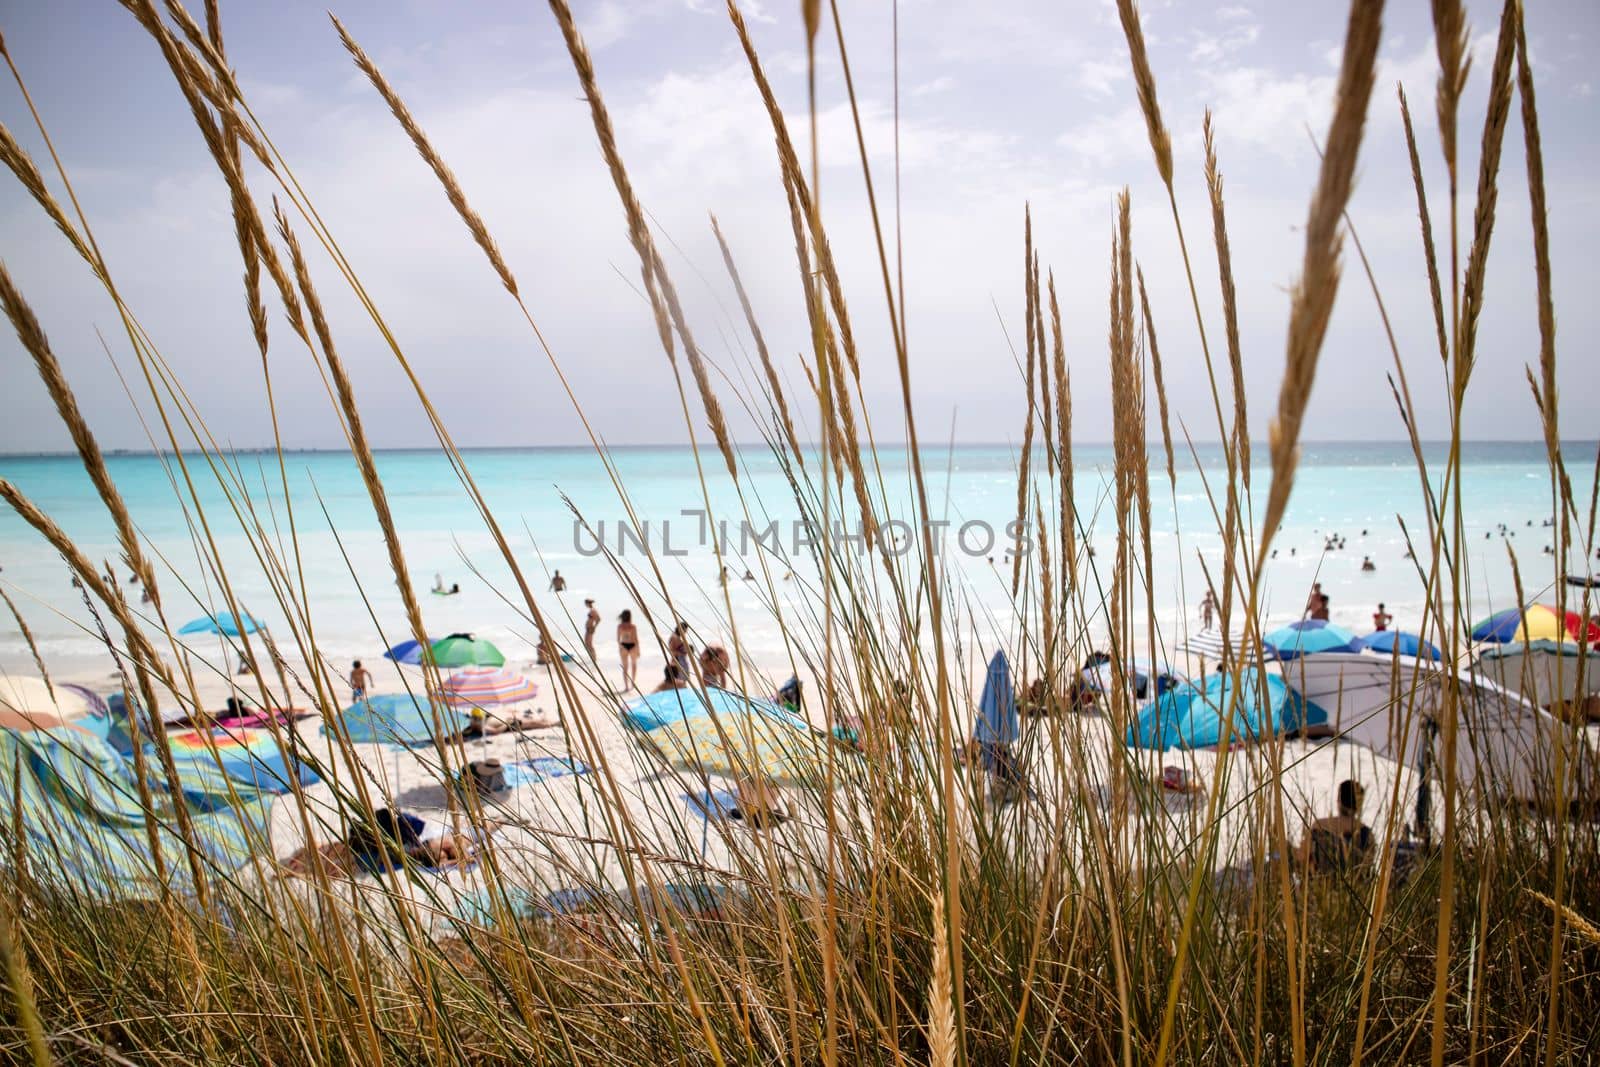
578 1 634 50
1198 38 1438 158
912 75 955 97
686 0 774 24
1190 21 1261 64
1078 58 1128 98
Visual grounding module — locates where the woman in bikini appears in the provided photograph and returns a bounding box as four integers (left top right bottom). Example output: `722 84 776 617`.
617 609 640 688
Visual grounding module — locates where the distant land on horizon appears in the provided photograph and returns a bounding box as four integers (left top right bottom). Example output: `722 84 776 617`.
0 439 1593 460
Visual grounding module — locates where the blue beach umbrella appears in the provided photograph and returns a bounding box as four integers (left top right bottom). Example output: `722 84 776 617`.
1265 619 1364 660
1127 668 1328 751
1363 630 1442 661
178 611 264 637
383 637 435 665
623 686 810 734
331 693 473 747
973 650 1019 747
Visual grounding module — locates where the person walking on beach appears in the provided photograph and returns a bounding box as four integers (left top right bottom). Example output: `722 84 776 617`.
617 610 640 688
1200 589 1215 630
549 570 566 592
350 660 372 703
584 599 600 659
1305 582 1323 619
668 621 692 675
1372 603 1392 631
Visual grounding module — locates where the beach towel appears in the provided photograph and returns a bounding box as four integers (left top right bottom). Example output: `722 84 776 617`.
683 788 739 820
0 724 273 899
450 756 589 801
503 756 588 788
210 705 308 730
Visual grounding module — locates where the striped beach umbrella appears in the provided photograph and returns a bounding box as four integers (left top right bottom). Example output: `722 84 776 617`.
1471 604 1600 645
440 667 539 709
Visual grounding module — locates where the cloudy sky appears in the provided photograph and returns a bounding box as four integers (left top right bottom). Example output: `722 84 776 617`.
0 0 1595 453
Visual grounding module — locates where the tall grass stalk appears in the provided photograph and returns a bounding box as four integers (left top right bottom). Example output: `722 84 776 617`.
0 1 1593 1064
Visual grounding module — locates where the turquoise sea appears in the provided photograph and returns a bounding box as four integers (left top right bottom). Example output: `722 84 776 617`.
0 441 1593 674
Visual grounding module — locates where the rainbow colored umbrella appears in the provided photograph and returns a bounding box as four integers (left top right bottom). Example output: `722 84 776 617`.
1471 604 1600 645
440 667 538 709
165 726 318 795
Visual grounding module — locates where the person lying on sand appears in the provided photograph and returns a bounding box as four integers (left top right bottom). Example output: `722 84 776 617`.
281 809 500 876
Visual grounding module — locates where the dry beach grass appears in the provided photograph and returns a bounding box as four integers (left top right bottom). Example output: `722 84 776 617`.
0 0 1597 1065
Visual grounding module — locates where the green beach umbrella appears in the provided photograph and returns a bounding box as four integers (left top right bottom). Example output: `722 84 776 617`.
426 632 505 668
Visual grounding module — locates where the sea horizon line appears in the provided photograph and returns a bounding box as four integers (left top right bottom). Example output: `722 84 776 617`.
1 438 1594 461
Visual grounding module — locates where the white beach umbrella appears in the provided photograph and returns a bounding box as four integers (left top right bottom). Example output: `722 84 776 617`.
0 675 89 724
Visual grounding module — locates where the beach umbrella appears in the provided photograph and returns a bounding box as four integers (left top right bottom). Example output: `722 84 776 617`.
1471 604 1600 645
1180 627 1256 666
164 726 320 795
426 633 505 668
383 637 435 665
973 650 1019 746
1475 639 1600 708
1127 667 1328 750
440 667 539 709
0 676 90 724
642 691 837 788
331 693 473 747
1363 630 1442 661
0 724 273 900
624 686 809 734
178 611 264 637
1265 619 1364 660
